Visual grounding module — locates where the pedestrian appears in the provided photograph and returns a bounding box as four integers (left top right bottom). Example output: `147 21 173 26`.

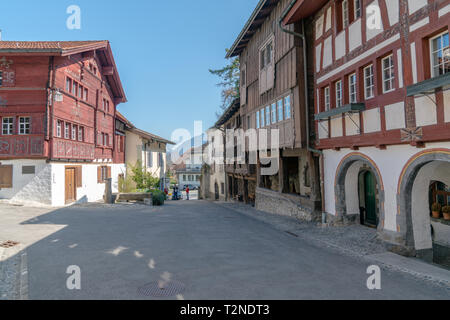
186 186 190 201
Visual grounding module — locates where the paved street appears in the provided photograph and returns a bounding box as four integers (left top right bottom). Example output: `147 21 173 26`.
1 201 449 300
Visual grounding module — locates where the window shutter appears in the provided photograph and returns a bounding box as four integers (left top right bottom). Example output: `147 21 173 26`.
97 166 102 183
76 166 82 188
0 165 13 188
240 64 247 106
107 166 112 179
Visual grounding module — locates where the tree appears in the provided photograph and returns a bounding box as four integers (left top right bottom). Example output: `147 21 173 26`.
209 49 240 116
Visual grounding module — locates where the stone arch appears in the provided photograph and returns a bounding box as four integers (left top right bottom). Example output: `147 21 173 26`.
334 153 385 230
397 149 450 259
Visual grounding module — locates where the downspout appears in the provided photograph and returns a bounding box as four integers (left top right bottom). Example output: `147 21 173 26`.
279 1 326 218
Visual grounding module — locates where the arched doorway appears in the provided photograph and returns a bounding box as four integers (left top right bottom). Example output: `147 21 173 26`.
334 153 384 230
398 149 450 264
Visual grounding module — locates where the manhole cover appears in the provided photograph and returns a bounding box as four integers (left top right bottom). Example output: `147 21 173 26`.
0 241 19 248
137 281 185 297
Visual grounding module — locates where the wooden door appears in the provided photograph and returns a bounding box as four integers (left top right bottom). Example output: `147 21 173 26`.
65 168 76 204
364 171 377 227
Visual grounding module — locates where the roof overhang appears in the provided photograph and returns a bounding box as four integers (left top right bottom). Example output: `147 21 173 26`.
282 0 329 25
130 128 176 145
215 99 240 127
315 103 365 121
226 0 279 58
407 73 450 97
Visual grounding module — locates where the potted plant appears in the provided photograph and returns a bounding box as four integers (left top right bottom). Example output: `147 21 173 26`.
442 206 450 221
431 203 441 219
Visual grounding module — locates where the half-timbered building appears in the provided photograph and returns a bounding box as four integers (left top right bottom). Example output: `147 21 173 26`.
283 0 450 264
227 0 322 220
0 41 127 206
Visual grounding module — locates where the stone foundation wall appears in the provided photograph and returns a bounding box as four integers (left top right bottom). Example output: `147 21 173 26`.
255 187 321 222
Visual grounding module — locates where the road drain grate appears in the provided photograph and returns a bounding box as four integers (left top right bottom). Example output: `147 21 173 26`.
137 281 185 297
0 241 20 248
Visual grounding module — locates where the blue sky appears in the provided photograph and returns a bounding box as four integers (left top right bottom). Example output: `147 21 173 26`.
0 0 259 143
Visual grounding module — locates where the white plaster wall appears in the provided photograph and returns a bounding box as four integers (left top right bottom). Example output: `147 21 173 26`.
439 4 450 17
322 142 450 233
366 0 383 41
397 49 404 88
411 42 418 84
444 90 450 123
325 7 332 31
387 0 399 26
410 17 429 33
415 95 437 127
431 221 450 246
345 114 360 136
349 19 362 52
335 31 346 60
0 160 52 206
330 116 343 138
323 36 333 68
51 163 126 207
318 121 329 140
385 102 406 131
363 108 381 133
316 14 324 40
408 0 427 15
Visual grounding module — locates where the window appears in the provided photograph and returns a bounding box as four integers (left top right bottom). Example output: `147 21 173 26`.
256 110 260 128
66 78 71 93
277 100 284 122
2 117 14 135
72 81 77 96
260 41 273 70
342 0 349 28
19 117 30 135
103 99 106 110
56 120 62 137
265 106 270 126
382 54 395 93
284 96 291 119
183 175 187 181
72 125 77 140
148 151 153 167
103 133 109 146
349 73 357 103
335 80 343 107
260 109 265 127
354 0 361 19
0 71 2 87
98 166 110 183
324 87 330 111
430 32 450 77
65 123 70 139
78 126 83 142
84 88 88 101
271 103 276 124
106 101 110 112
247 115 250 129
78 85 83 99
158 152 163 167
364 65 375 99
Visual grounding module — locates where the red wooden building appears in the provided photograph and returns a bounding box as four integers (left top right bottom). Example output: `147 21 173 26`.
0 41 127 206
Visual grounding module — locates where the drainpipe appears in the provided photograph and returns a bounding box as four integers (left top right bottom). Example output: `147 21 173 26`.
279 1 326 220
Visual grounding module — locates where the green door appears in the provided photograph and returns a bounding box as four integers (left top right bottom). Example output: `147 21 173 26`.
364 171 377 227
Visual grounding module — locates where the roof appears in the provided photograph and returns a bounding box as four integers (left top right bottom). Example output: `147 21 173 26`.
130 127 175 145
0 41 126 103
115 111 134 129
215 98 240 127
226 0 279 58
282 0 329 25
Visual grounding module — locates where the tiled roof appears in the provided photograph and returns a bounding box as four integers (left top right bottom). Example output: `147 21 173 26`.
130 127 175 145
0 41 108 52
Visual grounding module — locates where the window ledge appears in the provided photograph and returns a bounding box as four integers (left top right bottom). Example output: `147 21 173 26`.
407 73 450 97
315 103 365 121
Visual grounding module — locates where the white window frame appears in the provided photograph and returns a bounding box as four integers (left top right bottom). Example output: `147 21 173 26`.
335 80 343 108
260 109 265 127
430 31 450 78
2 117 14 135
65 123 70 139
72 125 77 140
19 117 30 135
56 120 62 137
265 106 270 126
324 87 330 111
364 64 375 99
349 73 357 103
382 54 395 93
78 126 83 142
271 103 277 124
256 110 260 129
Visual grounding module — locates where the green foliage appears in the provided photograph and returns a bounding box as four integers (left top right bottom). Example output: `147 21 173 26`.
432 202 442 212
118 174 135 193
152 190 165 206
209 49 240 114
129 161 161 191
